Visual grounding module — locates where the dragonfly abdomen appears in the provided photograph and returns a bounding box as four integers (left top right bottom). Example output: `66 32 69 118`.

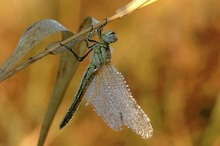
59 65 96 129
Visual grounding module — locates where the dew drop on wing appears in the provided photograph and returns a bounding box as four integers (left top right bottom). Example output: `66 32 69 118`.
85 64 123 131
105 63 153 139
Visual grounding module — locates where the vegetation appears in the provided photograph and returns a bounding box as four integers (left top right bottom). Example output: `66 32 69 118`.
0 0 220 146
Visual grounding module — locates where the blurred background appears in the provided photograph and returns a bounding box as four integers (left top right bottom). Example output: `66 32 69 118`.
1 0 220 146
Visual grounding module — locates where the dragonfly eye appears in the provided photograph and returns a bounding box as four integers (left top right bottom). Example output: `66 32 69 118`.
102 30 118 44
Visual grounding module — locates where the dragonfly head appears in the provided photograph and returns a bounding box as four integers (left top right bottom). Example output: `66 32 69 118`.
102 30 118 44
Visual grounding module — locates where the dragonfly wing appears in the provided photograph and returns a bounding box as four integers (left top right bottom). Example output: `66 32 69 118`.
88 63 153 139
85 64 123 131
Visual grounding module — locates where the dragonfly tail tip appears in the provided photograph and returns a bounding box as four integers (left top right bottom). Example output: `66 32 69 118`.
59 122 66 129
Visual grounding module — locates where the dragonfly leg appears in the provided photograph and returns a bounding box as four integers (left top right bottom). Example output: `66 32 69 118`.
86 25 97 48
86 19 108 47
60 43 92 62
97 19 107 40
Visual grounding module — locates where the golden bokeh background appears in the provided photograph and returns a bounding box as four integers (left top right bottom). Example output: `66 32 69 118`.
1 0 220 146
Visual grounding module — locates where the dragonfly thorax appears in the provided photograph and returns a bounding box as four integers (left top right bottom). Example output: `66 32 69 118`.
101 30 118 44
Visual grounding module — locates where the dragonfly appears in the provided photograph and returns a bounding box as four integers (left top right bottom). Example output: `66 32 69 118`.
59 20 153 139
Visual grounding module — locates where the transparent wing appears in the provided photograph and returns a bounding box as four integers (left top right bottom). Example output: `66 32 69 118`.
85 63 153 139
85 64 123 131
